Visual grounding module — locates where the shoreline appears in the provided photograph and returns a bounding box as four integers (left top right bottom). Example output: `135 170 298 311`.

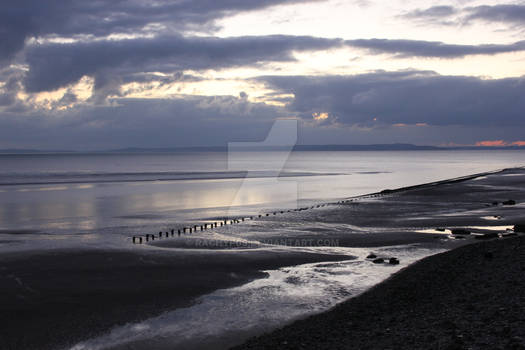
347 166 519 199
234 235 525 349
0 249 351 350
132 166 518 250
233 167 525 349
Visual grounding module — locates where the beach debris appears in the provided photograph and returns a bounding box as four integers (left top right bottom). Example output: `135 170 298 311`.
389 257 400 265
372 258 384 264
366 253 377 259
451 228 471 235
502 199 516 205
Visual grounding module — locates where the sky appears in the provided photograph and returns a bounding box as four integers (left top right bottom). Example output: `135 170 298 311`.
0 0 524 150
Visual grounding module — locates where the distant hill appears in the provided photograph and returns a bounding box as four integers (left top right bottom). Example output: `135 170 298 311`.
107 144 441 152
293 144 441 151
1 144 524 154
106 144 523 152
0 149 73 154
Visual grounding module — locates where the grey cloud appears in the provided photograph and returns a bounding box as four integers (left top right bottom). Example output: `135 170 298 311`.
258 71 525 127
345 38 525 58
0 94 286 149
23 35 342 92
403 6 457 19
0 66 26 111
0 0 321 63
3 71 525 149
23 33 525 94
405 4 525 27
465 4 525 25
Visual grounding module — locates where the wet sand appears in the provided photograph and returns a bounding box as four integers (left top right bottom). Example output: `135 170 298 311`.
1 167 525 349
0 249 350 350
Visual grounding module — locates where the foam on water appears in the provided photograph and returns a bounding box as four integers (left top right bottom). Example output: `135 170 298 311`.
68 245 443 350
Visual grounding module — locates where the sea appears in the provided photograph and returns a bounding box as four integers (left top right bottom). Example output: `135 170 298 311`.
1 150 524 244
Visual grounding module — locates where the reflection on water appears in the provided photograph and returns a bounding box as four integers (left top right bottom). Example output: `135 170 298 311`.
1 150 525 245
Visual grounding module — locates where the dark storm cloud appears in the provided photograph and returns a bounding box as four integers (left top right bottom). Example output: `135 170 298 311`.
0 94 286 149
23 35 342 92
24 33 525 93
345 38 525 58
258 71 525 127
0 0 320 63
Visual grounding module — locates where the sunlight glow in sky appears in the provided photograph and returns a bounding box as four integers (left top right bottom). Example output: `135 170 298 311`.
1 0 525 149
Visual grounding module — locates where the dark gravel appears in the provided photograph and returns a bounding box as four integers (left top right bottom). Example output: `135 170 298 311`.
234 236 525 350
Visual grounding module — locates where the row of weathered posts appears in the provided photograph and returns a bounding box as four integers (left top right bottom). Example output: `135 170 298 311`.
131 192 392 244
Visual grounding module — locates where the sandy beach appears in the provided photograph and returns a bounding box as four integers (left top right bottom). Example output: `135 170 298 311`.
1 167 524 349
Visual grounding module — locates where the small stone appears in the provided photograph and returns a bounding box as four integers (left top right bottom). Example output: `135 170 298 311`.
451 228 471 235
389 257 400 265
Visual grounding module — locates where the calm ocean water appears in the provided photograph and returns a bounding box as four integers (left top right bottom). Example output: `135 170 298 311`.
0 150 524 250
